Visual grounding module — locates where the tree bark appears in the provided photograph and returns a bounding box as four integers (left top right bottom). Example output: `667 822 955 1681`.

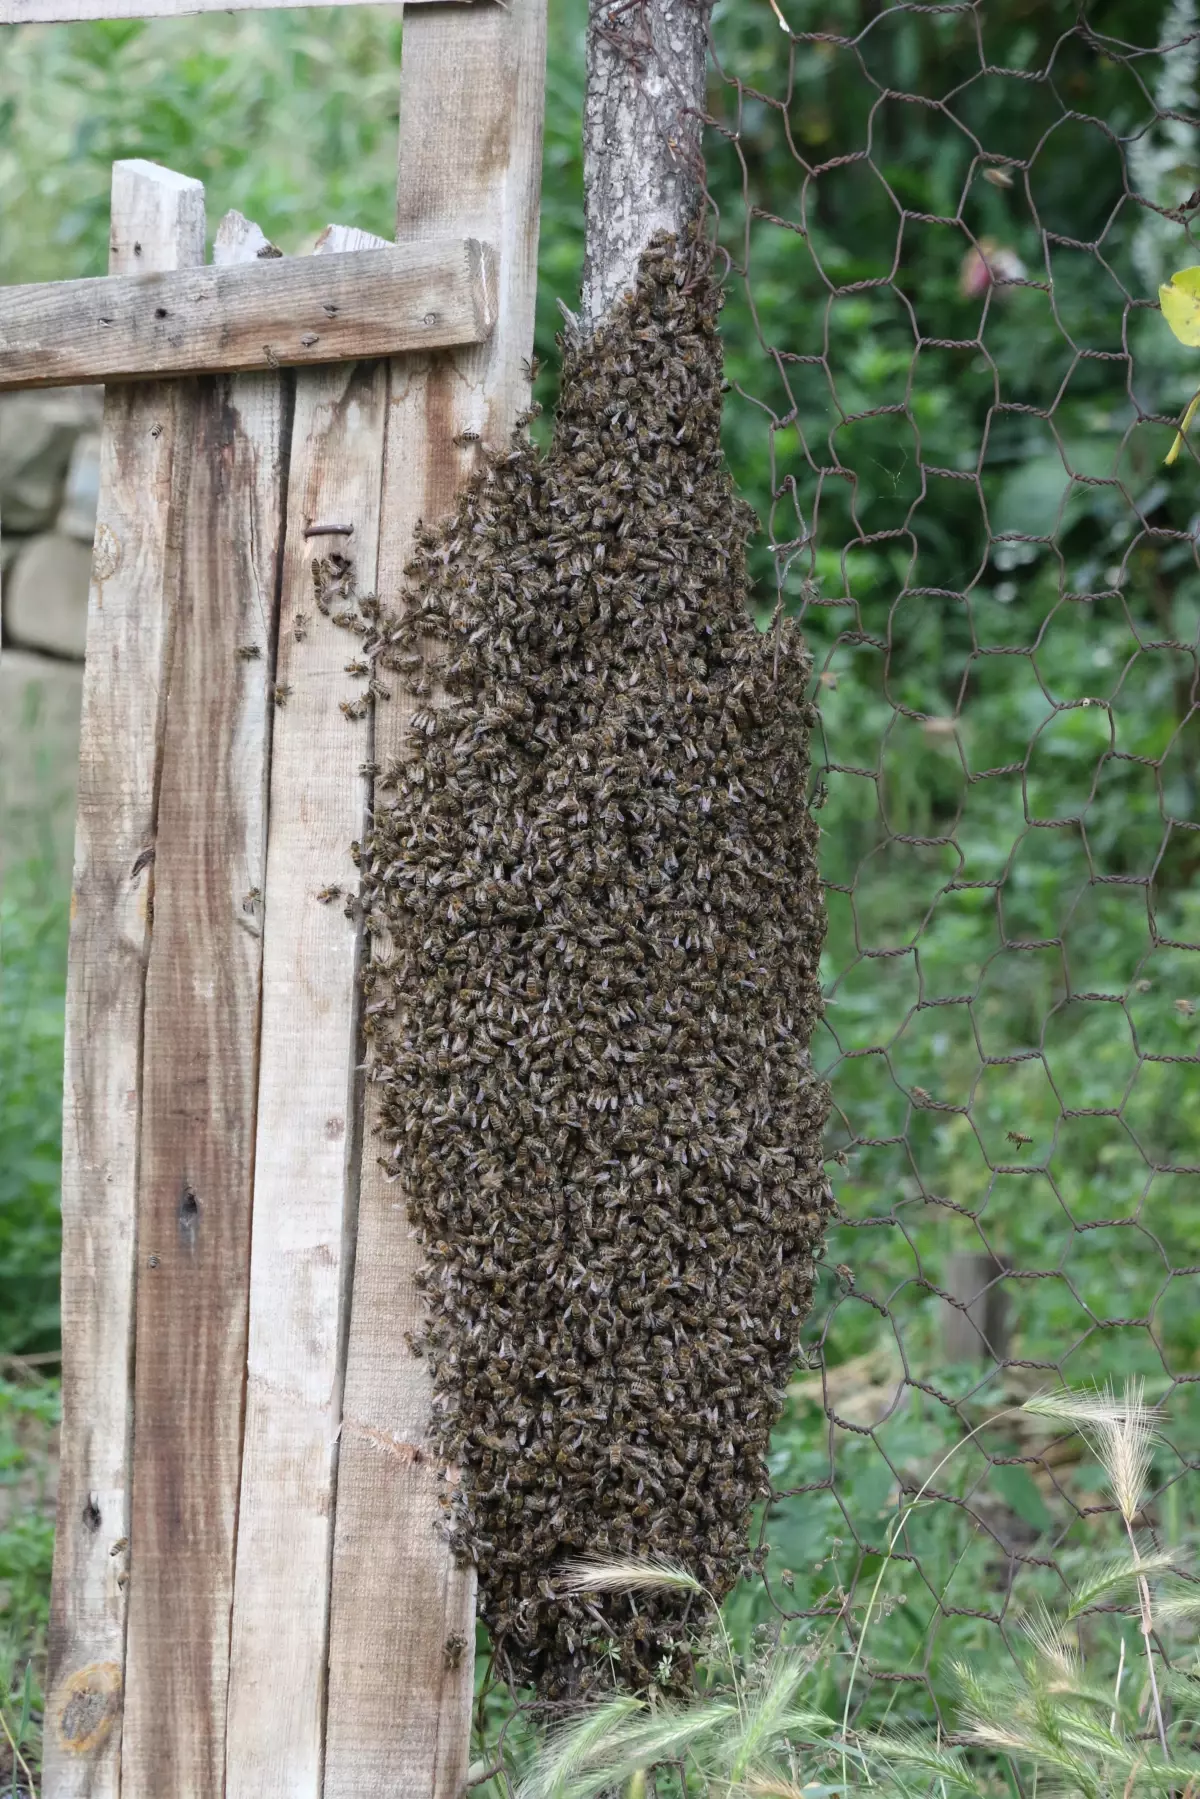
580 0 712 331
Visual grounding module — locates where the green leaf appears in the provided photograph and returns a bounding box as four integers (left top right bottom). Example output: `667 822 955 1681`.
991 1464 1054 1533
17 1662 32 1745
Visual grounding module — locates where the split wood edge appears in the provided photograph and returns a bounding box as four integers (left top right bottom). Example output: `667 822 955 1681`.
0 237 496 392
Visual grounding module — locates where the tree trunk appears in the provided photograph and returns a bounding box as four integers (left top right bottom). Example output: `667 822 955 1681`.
580 0 712 331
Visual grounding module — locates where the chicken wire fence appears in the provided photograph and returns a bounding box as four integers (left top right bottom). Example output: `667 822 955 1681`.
471 0 1200 1779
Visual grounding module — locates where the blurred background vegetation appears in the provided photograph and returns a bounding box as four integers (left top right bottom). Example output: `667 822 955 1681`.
3 0 1200 1784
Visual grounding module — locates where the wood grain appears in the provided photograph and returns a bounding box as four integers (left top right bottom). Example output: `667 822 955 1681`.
212 208 282 266
2 0 473 19
322 5 547 1793
0 238 496 392
44 159 206 1799
118 212 290 1799
223 269 387 1797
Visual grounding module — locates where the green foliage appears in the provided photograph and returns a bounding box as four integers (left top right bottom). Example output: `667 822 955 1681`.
0 1380 57 1639
0 1375 58 1794
0 8 406 276
0 862 68 1358
699 5 1200 1711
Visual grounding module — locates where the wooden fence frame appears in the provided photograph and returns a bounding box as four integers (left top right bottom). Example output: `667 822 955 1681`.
0 2 547 1793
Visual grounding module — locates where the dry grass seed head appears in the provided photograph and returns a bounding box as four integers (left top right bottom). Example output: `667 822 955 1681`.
1025 1381 1162 1524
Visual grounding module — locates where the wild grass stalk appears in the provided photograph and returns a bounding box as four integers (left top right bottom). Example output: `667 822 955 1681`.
1025 1381 1170 1755
511 1381 1200 1799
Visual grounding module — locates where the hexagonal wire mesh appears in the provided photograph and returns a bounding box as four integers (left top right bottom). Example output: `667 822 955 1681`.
471 0 1200 1784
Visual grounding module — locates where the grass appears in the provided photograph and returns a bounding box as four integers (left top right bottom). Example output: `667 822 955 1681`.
497 1384 1200 1799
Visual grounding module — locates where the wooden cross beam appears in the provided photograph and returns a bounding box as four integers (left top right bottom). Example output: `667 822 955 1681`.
0 238 496 391
2 0 476 20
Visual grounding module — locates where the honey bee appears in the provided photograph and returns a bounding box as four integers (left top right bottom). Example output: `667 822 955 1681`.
235 643 261 661
273 682 292 708
312 551 354 615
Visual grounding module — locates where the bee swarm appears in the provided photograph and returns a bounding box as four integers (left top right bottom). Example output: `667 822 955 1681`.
356 235 831 1696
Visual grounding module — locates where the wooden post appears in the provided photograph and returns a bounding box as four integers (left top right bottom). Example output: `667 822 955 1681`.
223 314 389 1799
322 6 546 1792
119 210 291 1799
942 1251 1011 1365
46 159 206 1799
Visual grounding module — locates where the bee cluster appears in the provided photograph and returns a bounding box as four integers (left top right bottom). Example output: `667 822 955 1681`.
354 235 831 1696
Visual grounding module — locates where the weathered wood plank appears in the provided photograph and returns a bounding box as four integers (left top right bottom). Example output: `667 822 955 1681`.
2 0 474 20
322 4 547 1794
119 211 290 1799
0 238 495 393
223 266 387 1797
44 158 206 1799
314 224 391 256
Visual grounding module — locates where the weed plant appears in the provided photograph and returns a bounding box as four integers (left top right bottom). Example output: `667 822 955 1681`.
489 1384 1200 1799
0 1373 57 1798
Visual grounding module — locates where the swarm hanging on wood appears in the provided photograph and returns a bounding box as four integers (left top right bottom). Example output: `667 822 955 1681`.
352 235 832 1696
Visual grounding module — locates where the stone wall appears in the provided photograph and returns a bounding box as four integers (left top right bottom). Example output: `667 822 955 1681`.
1 389 101 883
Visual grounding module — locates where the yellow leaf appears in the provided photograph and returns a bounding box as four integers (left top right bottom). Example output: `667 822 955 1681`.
1166 387 1200 466
1160 266 1200 346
